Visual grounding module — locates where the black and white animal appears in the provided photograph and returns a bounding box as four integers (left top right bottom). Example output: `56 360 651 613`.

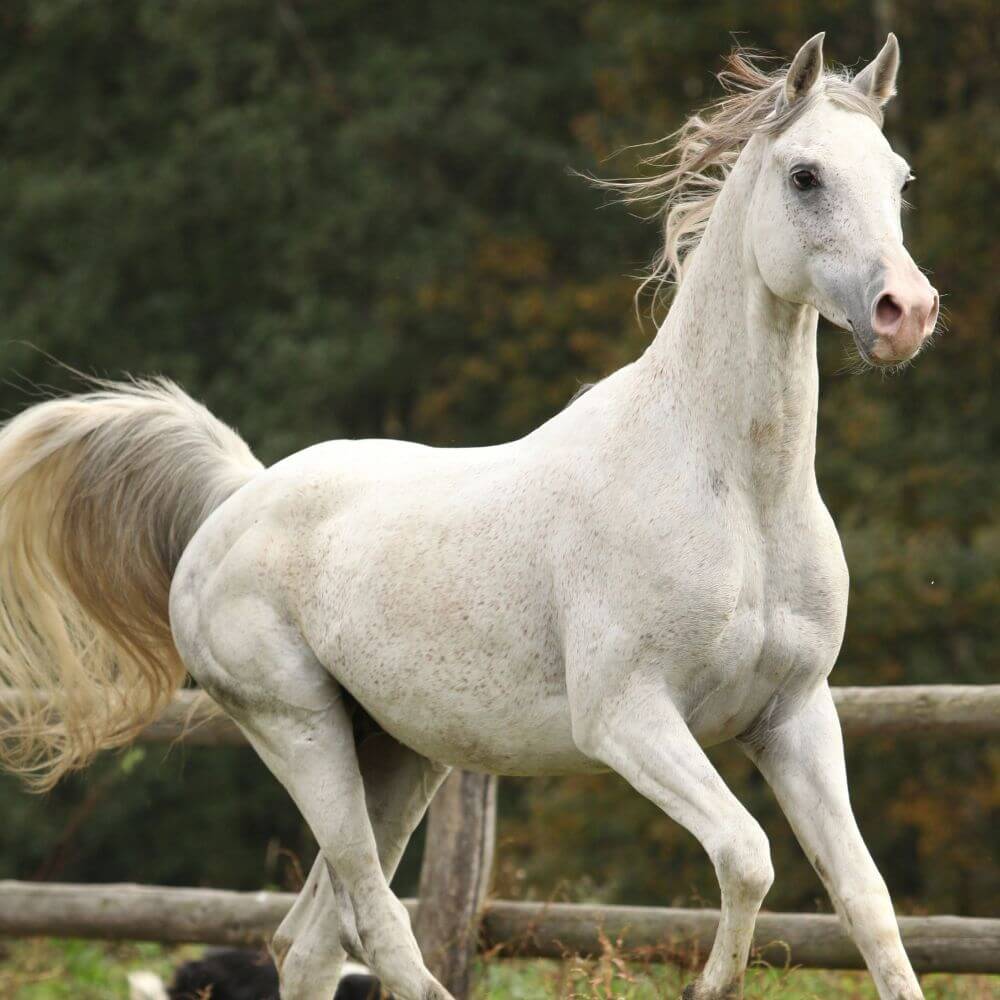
128 949 383 1000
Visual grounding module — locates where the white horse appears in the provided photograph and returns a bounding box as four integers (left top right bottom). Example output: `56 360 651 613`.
0 32 939 1000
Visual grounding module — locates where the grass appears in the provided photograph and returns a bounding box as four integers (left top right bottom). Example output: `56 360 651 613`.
1 939 998 999
0 939 198 999
480 959 1000 999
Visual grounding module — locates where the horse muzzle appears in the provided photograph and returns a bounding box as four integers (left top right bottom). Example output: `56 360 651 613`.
865 259 939 365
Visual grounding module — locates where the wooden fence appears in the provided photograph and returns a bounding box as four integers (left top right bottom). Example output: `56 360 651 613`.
43 684 1000 744
2 685 998 995
0 881 997 975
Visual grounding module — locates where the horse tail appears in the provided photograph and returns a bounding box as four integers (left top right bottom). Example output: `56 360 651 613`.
0 377 262 789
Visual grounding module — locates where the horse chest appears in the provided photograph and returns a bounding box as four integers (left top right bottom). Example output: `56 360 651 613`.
676 534 849 743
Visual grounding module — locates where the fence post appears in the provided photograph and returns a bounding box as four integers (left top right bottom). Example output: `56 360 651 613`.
414 770 497 999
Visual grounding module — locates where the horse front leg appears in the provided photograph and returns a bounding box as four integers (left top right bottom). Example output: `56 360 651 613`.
570 671 773 999
739 683 923 1000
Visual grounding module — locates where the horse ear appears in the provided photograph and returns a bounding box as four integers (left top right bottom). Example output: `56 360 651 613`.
853 33 900 106
784 32 826 106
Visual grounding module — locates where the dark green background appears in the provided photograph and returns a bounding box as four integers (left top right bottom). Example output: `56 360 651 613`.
0 1 996 917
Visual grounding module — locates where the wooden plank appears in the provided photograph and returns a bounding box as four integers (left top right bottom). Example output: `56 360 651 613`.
134 690 243 745
0 880 296 947
479 901 1000 975
4 686 997 748
831 685 1000 736
0 689 244 747
414 771 497 998
1 882 998 974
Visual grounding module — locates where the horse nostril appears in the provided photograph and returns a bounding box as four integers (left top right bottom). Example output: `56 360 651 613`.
874 292 903 333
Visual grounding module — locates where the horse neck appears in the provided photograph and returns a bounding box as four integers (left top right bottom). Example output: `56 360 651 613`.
635 139 821 502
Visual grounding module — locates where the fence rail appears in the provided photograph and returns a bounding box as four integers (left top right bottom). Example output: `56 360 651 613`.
4 685 998 747
0 881 997 975
127 684 1000 742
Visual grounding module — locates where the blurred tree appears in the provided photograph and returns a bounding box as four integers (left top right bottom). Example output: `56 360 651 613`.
0 0 995 915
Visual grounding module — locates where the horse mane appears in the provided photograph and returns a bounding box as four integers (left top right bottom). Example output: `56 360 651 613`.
593 49 884 317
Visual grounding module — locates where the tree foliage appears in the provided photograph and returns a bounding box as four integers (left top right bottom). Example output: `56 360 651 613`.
0 1 995 915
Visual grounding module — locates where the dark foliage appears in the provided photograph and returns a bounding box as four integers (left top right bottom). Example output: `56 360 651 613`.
0 1 995 916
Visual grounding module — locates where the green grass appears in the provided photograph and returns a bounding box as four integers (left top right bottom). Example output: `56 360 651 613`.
480 959 1000 999
0 939 198 999
1 939 997 998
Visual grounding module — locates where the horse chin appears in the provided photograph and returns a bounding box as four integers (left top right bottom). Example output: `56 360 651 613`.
852 329 921 370
845 320 889 370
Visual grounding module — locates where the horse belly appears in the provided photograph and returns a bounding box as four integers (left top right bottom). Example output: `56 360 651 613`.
297 517 594 776
355 675 595 776
329 638 593 775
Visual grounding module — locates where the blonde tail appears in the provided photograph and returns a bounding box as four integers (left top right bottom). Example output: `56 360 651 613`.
0 377 262 789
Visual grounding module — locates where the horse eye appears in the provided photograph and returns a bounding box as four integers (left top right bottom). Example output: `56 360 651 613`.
791 169 819 191
902 173 915 193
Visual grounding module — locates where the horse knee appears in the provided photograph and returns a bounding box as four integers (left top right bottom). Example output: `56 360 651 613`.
711 822 774 903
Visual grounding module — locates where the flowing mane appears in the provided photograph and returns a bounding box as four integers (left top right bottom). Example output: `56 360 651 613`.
595 50 884 315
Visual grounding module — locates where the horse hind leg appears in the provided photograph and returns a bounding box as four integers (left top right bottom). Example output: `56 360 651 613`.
181 603 453 1000
274 733 450 999
232 690 450 1000
271 856 346 1000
